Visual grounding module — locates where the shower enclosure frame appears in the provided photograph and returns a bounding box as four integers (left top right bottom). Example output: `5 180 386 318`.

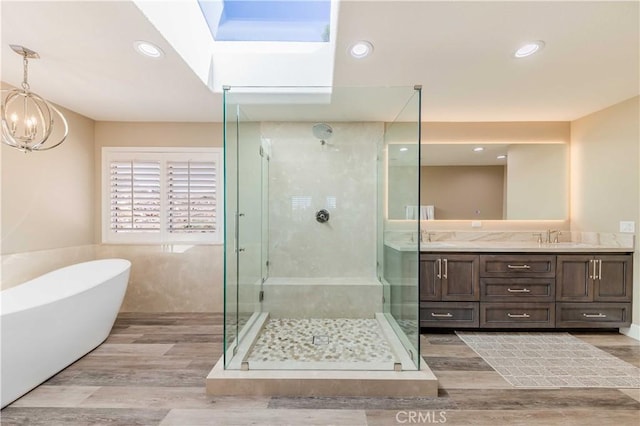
222 85 422 371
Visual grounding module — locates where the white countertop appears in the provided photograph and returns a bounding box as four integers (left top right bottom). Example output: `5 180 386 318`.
384 234 634 253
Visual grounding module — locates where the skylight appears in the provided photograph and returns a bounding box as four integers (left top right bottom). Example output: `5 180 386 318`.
134 0 338 94
199 0 331 42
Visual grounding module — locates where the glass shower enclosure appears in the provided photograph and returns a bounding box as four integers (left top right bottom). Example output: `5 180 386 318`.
223 86 421 371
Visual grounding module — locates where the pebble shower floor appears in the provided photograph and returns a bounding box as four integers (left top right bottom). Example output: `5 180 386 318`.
246 318 396 367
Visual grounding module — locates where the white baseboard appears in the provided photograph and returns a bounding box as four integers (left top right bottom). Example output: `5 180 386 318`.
619 323 640 341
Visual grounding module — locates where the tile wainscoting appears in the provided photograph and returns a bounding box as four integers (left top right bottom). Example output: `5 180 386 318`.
97 244 222 312
1 244 222 312
1 245 97 290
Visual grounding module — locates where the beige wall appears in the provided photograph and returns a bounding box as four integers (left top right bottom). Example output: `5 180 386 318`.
421 165 504 220
1 118 225 311
385 121 570 144
424 121 571 144
506 144 568 220
570 96 640 330
94 121 223 312
1 103 95 255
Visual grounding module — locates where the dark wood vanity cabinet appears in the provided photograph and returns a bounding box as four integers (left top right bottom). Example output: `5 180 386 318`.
420 251 633 329
419 254 479 327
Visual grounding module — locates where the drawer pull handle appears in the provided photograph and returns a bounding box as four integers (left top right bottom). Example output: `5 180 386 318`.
431 312 453 318
507 288 531 293
582 313 607 318
507 264 531 269
507 313 531 318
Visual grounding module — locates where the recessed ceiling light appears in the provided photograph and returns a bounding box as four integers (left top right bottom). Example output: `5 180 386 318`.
349 41 373 59
399 147 409 152
497 154 507 159
473 147 484 152
134 40 164 59
514 40 545 58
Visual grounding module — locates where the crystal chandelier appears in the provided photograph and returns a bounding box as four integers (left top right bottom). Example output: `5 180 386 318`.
1 45 68 152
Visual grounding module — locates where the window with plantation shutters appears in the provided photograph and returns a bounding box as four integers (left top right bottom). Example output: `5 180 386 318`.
102 148 222 244
110 160 161 233
167 161 217 234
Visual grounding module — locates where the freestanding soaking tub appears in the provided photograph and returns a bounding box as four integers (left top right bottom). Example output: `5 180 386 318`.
1 259 131 407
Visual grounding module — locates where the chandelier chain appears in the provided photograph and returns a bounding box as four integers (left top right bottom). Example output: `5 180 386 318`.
22 55 30 91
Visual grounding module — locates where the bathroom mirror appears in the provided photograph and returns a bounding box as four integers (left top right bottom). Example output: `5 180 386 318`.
387 142 569 221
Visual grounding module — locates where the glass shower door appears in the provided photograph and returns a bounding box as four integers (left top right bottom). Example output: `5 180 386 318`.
379 86 422 369
223 89 265 368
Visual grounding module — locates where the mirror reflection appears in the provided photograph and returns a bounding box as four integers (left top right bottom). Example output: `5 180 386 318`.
388 143 568 221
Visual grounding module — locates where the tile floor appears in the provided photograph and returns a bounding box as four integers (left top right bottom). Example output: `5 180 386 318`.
1 313 639 425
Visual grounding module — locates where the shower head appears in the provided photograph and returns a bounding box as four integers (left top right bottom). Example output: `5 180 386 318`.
312 123 333 142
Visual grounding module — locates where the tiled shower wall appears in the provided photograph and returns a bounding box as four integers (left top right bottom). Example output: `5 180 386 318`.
264 122 383 278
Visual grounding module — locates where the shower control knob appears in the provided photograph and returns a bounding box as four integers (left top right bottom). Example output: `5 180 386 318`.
316 209 330 223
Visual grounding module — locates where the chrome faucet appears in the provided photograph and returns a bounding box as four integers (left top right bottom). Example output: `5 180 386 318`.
421 231 434 242
554 231 562 243
546 229 560 243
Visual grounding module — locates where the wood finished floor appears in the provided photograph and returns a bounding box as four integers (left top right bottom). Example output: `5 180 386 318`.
1 313 639 425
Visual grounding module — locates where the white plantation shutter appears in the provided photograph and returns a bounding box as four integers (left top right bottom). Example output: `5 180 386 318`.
103 148 222 244
167 161 217 234
110 160 161 233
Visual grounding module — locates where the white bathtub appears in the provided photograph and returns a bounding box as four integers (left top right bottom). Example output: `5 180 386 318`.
0 259 131 408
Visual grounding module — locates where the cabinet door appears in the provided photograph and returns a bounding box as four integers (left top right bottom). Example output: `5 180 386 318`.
595 255 633 302
420 254 441 301
441 255 479 301
556 255 594 301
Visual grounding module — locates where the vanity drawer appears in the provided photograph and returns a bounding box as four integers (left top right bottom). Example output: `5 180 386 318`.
556 303 631 328
480 278 555 302
420 302 479 328
480 255 555 278
480 303 555 328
